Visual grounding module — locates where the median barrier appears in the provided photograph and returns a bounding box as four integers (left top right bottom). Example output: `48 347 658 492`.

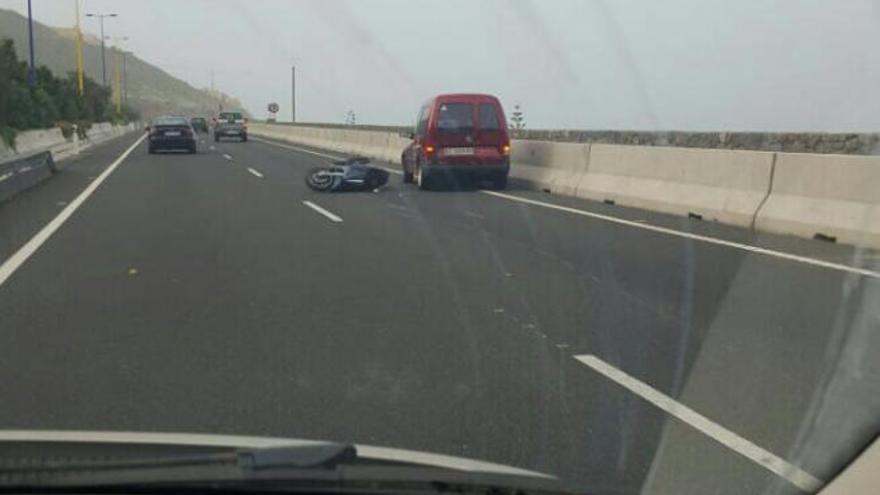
509 140 590 195
0 151 55 204
755 152 880 248
249 122 880 248
575 144 775 227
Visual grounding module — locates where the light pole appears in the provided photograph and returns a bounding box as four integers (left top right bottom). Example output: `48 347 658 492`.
106 36 129 113
74 0 85 95
26 0 36 86
85 12 117 87
291 65 296 123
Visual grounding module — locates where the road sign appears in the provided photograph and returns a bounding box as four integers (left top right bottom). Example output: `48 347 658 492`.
268 102 279 113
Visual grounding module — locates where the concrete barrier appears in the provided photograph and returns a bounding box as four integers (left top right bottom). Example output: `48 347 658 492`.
509 140 590 196
755 152 880 247
250 122 880 248
576 144 775 227
0 151 55 204
0 123 140 204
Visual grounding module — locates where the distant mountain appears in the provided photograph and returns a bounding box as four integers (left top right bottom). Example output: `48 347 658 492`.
0 8 246 119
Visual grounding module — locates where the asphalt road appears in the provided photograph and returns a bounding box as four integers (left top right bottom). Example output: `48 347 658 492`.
0 131 878 495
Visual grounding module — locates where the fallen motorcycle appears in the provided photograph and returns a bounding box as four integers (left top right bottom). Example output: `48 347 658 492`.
305 156 390 192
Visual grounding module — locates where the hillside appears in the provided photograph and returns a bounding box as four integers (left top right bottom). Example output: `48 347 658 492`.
0 8 246 119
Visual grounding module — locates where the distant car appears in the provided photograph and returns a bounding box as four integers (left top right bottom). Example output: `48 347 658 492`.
190 117 209 133
147 116 197 154
214 111 247 142
401 94 510 190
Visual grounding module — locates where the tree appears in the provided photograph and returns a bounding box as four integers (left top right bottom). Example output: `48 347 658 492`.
0 38 121 146
345 109 356 125
509 104 525 130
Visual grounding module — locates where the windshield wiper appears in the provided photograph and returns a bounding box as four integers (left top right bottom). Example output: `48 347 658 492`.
0 443 356 477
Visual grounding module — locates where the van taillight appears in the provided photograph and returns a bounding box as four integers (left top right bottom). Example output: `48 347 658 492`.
424 145 436 155
501 144 511 155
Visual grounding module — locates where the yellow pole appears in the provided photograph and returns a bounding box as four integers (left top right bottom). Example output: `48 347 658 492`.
114 47 122 114
74 0 84 96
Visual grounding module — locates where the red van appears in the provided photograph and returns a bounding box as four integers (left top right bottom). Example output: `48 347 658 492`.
401 94 511 190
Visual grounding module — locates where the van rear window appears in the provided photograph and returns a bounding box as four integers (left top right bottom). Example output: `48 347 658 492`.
479 103 501 131
436 103 473 134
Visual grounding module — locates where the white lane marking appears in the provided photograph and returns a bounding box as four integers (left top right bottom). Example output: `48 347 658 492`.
303 200 343 223
0 134 147 289
247 168 264 179
209 145 216 151
222 153 232 160
464 210 485 220
483 191 880 279
573 354 823 493
386 203 410 212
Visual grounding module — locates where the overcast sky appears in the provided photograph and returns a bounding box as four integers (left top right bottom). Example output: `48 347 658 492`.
3 0 880 131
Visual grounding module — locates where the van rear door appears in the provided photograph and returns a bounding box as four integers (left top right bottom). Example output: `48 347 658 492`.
475 102 506 161
433 102 475 159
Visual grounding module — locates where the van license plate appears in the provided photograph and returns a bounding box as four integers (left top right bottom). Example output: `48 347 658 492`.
444 147 474 156
165 131 181 137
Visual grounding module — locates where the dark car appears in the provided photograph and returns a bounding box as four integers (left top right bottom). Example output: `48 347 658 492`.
190 117 209 133
401 94 510 190
147 116 197 154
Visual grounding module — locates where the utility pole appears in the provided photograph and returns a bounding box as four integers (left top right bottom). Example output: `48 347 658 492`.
291 65 296 123
26 0 36 86
74 0 84 96
85 12 117 87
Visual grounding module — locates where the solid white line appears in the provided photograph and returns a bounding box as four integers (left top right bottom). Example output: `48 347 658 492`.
222 153 232 160
303 200 343 223
247 167 264 178
0 134 147 288
483 191 880 279
573 354 823 492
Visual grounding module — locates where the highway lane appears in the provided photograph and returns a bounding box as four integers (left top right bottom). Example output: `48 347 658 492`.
0 132 878 494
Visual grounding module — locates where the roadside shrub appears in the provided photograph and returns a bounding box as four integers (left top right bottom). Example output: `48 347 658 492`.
0 126 15 148
75 120 92 141
57 121 75 140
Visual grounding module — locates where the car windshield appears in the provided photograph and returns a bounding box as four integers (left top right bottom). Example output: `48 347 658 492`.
1 2 878 495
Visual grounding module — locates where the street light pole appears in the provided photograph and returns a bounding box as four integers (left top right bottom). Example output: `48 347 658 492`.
26 0 36 86
85 12 117 87
122 52 128 105
74 0 85 96
290 65 296 123
105 36 129 114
